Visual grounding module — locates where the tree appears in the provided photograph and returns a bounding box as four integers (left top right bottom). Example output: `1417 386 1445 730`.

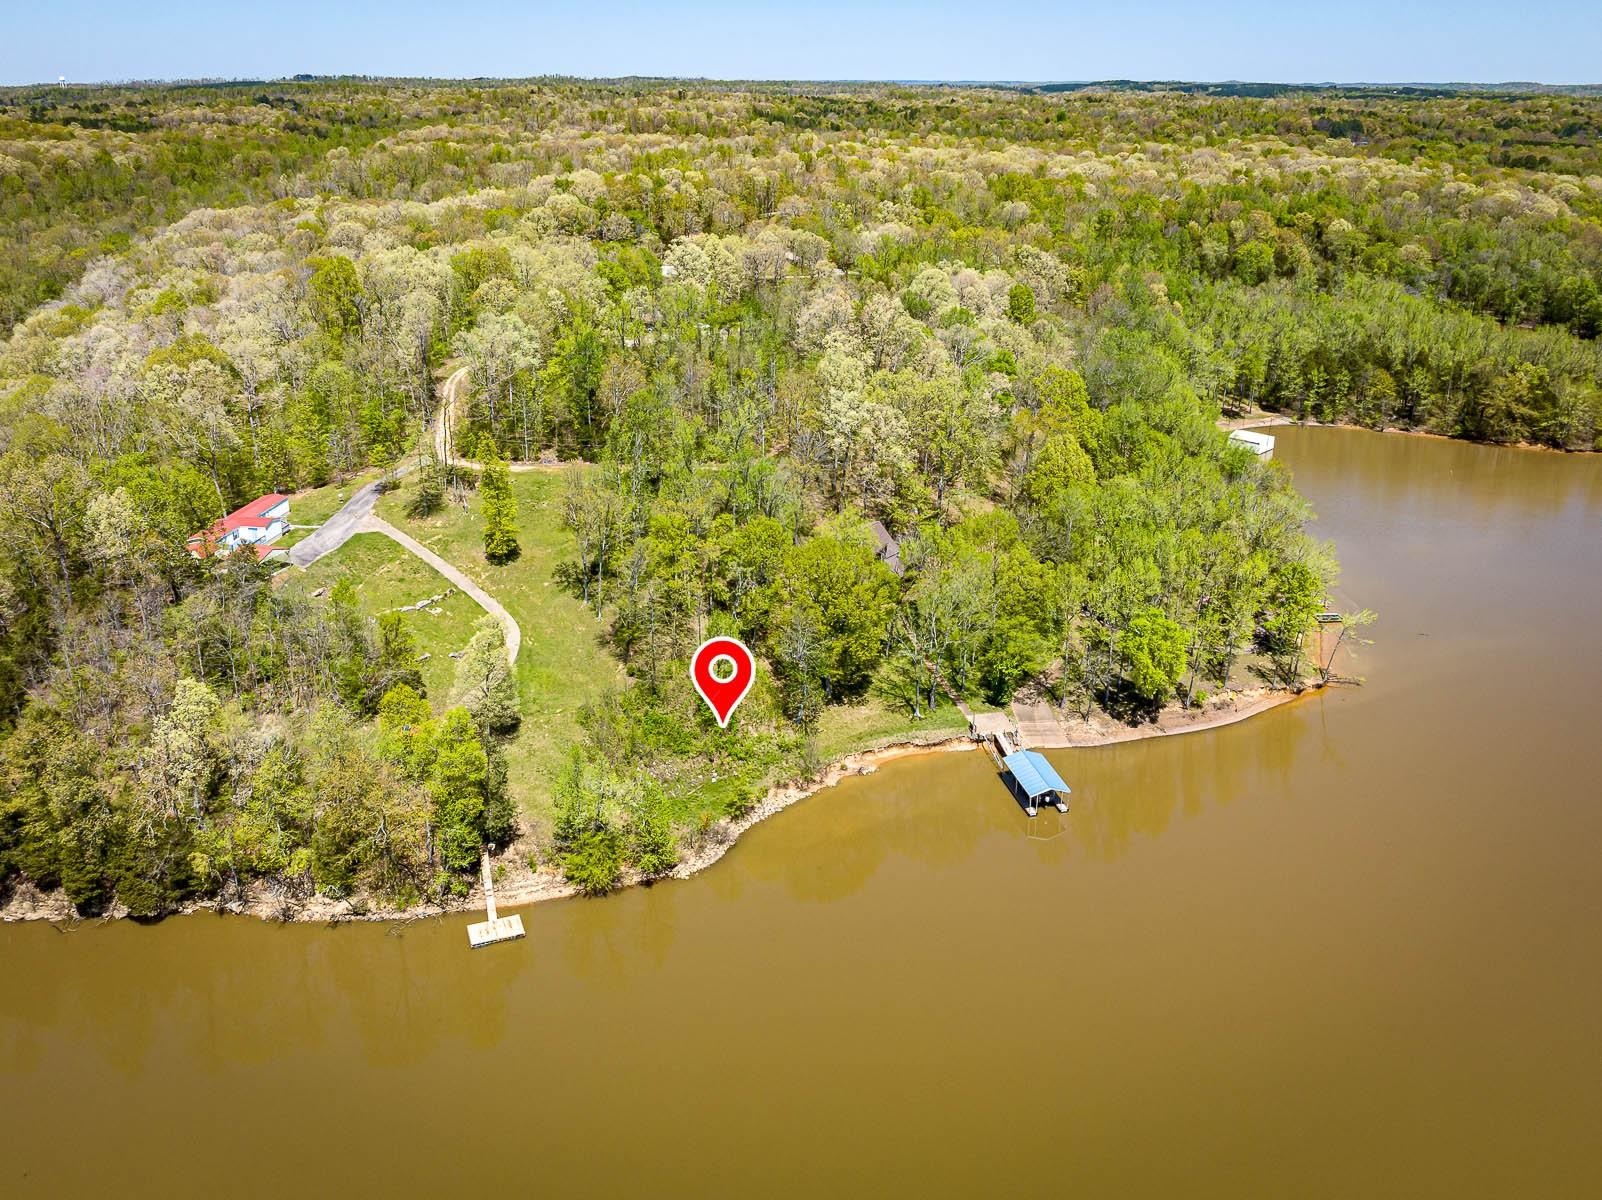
376 684 438 779
1006 282 1037 324
307 255 364 342
307 714 428 902
979 547 1058 702
0 451 91 602
868 371 996 508
146 678 221 818
762 536 898 708
365 612 424 709
450 620 520 733
549 752 626 893
562 825 624 895
428 707 489 876
562 473 627 611
1318 609 1376 685
713 514 791 630
770 603 827 724
1261 560 1324 683
454 312 542 456
1234 240 1276 285
113 806 200 918
407 457 445 519
477 436 520 563
227 742 314 884
625 786 678 877
310 749 376 897
0 706 118 913
1117 608 1191 705
1021 434 1094 511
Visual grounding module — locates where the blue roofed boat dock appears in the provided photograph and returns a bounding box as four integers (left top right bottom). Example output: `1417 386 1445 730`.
1002 749 1071 816
972 714 1072 816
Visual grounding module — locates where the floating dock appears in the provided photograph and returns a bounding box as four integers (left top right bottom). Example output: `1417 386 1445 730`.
467 854 525 949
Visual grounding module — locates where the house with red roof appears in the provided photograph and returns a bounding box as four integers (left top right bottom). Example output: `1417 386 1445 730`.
187 494 291 562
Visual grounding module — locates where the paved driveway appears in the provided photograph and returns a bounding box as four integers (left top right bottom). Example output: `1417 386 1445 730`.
287 478 386 568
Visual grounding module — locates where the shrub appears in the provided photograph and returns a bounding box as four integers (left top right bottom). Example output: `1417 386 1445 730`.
626 795 679 877
562 826 624 895
406 459 445 518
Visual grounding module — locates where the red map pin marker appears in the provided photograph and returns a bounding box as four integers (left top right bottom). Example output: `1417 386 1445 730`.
691 637 755 728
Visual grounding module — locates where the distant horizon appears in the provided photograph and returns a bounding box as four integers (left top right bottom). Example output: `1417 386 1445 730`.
9 74 1601 90
5 1 1599 89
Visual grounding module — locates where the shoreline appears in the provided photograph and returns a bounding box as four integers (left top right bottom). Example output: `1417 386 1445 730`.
0 685 1321 927
1223 412 1597 454
1020 685 1310 748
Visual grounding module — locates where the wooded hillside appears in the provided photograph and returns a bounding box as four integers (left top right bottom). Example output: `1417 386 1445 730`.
2 79 1596 916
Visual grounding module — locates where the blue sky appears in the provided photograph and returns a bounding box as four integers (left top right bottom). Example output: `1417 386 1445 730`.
3 1 1599 86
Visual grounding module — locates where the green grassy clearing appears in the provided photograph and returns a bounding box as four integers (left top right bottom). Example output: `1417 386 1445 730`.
813 693 971 761
284 532 484 701
375 469 628 816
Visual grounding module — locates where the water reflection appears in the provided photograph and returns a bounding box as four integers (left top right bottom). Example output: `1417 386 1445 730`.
557 876 681 983
720 694 1320 896
0 912 554 1076
1277 425 1602 525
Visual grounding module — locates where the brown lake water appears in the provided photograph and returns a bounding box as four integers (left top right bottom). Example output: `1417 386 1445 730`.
4 427 1602 1197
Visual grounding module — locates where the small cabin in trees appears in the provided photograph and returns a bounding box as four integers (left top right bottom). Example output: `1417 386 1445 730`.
868 520 905 576
188 494 290 561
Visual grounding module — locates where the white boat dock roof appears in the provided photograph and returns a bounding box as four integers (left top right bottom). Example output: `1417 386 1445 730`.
1228 429 1276 456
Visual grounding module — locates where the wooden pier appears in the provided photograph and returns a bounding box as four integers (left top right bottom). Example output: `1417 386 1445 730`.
984 727 1018 766
467 854 525 949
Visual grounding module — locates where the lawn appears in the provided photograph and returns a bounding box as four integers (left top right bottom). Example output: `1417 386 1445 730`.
813 693 971 761
375 469 628 817
284 531 485 701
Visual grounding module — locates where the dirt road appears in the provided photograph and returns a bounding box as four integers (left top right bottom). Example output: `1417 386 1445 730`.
284 366 549 668
435 364 581 472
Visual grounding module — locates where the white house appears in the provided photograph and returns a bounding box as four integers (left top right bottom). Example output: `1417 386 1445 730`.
1227 429 1276 459
188 494 290 559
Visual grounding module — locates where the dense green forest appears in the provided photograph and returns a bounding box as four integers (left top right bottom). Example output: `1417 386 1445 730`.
1 79 1598 917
